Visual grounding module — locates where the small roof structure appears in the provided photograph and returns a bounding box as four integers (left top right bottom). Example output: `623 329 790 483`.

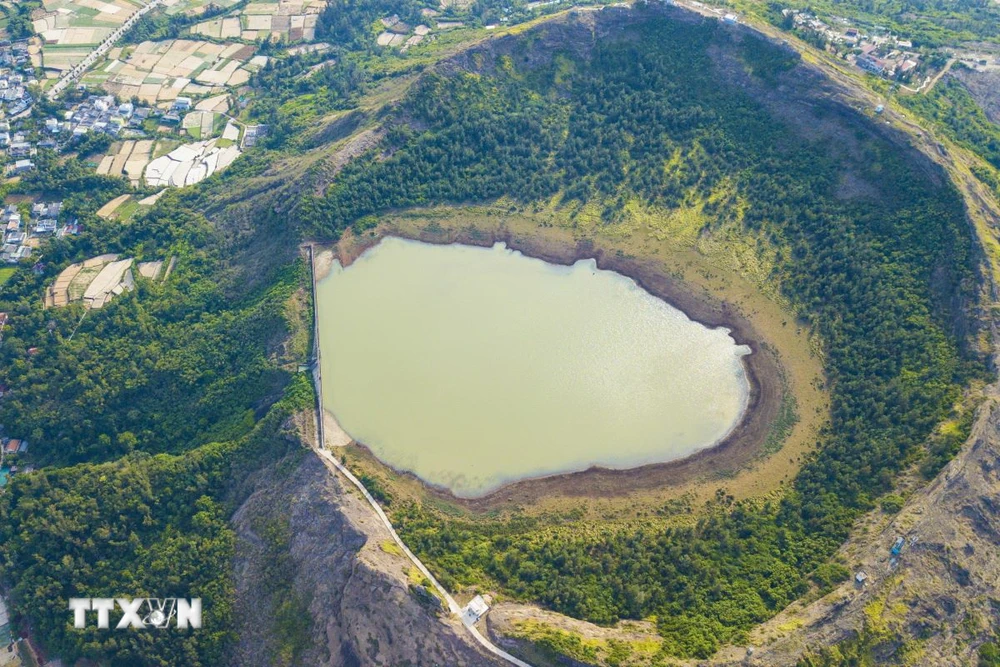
461 595 490 626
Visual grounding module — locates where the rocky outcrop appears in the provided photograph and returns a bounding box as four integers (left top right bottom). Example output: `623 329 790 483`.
952 68 1000 126
720 392 1000 665
229 447 504 667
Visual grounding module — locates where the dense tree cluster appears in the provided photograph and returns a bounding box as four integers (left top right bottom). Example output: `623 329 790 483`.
0 448 237 665
0 376 313 666
0 180 311 663
0 192 299 466
0 2 40 40
899 74 1000 176
315 0 425 51
248 55 369 146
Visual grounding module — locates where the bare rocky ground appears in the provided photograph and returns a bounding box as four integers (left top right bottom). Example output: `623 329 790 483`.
952 68 1000 125
228 440 505 667
716 387 1000 665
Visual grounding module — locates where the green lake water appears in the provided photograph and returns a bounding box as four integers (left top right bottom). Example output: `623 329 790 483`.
317 238 750 497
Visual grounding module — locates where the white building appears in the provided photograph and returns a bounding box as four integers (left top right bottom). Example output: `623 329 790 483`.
460 595 490 626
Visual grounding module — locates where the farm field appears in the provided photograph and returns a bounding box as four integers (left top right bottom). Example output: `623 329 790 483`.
44 253 168 309
376 17 432 51
95 193 131 218
190 0 324 42
35 0 143 71
195 93 231 113
181 109 223 139
161 0 240 15
96 138 154 185
97 131 240 186
143 137 241 187
84 39 261 103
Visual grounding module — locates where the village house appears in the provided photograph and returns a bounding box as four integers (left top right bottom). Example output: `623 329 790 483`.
1 200 66 264
783 8 923 80
12 159 34 175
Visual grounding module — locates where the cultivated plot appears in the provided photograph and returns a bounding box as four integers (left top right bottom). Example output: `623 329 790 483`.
35 0 144 71
190 0 324 42
96 138 154 185
181 110 223 139
44 253 169 309
161 0 240 15
376 17 433 51
143 137 241 187
84 39 260 103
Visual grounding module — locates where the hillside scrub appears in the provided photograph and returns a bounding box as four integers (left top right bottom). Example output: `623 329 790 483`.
0 182 313 663
0 191 302 466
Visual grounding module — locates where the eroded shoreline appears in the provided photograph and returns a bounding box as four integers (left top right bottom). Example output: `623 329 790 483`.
316 221 786 510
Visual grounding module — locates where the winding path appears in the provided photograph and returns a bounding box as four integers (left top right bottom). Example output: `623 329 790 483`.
899 58 955 94
922 57 955 94
306 245 532 667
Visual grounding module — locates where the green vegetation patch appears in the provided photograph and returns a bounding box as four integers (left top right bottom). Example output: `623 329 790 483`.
510 620 666 667
898 73 1000 202
0 377 312 665
0 153 316 663
0 184 304 466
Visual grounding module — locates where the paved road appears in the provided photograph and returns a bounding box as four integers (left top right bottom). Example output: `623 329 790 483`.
307 245 532 667
312 448 533 667
46 0 163 100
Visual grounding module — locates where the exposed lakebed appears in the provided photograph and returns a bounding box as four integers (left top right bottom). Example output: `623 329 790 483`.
316 237 751 497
